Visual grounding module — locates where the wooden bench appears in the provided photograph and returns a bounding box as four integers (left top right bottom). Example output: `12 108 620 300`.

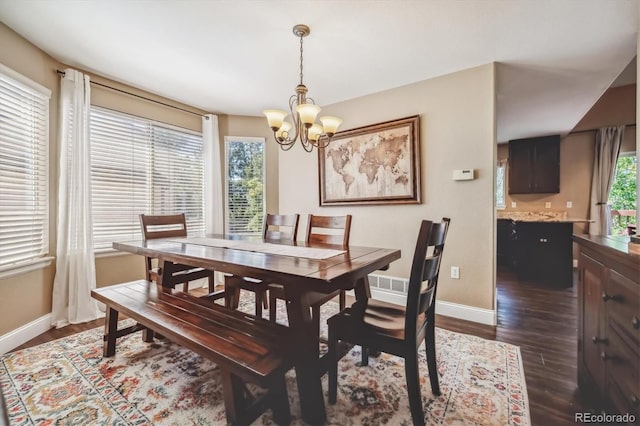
91 280 294 426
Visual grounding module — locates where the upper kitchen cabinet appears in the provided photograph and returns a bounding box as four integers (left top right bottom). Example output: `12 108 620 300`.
508 135 560 194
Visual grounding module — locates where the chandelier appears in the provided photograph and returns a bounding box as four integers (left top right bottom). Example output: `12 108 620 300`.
263 24 342 152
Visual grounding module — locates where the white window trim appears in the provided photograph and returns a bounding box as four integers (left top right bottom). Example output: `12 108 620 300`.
0 63 51 97
0 257 54 280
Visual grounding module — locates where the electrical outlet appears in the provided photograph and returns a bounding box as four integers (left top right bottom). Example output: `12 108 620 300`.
566 201 573 208
545 202 551 208
450 266 460 279
511 202 517 208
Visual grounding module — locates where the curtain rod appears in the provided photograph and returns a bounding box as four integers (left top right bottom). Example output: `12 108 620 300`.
569 123 635 135
55 70 208 119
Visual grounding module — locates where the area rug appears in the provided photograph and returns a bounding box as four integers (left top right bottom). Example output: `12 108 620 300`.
0 294 530 425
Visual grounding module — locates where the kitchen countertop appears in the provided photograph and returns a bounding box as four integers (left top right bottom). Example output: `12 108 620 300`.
497 211 592 223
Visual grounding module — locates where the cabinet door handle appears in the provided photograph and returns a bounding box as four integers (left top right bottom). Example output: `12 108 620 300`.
591 336 607 344
539 238 548 243
600 351 612 361
632 317 639 329
631 394 639 407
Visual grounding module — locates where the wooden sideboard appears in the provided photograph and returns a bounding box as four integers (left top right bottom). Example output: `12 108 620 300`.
573 234 640 418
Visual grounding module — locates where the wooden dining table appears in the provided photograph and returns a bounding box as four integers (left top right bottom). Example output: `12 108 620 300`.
113 235 400 425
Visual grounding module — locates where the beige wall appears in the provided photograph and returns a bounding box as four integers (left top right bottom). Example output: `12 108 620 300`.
497 84 637 237
279 64 497 311
574 84 636 152
0 23 280 336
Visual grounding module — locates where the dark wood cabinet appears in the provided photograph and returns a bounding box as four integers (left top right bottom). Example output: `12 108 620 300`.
496 219 514 268
508 135 560 194
574 235 640 419
579 253 607 391
512 221 573 287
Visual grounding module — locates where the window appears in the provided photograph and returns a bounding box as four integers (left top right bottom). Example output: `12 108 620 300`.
608 153 636 235
90 107 206 251
225 137 265 235
496 160 506 209
0 65 51 270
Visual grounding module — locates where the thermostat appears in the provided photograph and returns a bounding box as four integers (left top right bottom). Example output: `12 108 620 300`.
452 169 475 181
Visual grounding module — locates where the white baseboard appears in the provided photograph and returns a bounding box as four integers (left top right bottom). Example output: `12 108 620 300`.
369 287 497 326
0 314 53 355
435 300 497 326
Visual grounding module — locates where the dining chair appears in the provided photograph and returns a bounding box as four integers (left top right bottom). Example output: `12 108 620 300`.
224 213 300 317
269 214 352 336
327 217 450 426
139 213 217 295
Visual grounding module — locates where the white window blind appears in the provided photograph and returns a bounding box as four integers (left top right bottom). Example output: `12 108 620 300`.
225 137 265 235
0 65 50 269
90 107 205 250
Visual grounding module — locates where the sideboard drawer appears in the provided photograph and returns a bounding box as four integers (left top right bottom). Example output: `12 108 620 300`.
608 374 640 421
606 269 640 348
605 324 640 412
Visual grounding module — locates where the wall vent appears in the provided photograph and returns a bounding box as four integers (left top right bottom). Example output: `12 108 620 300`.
368 273 408 295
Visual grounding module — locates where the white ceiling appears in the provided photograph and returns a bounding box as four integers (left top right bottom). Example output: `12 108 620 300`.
1 0 637 142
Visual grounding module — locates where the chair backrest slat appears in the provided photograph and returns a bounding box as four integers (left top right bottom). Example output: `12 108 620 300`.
263 213 300 243
306 214 352 247
405 217 450 337
140 214 188 241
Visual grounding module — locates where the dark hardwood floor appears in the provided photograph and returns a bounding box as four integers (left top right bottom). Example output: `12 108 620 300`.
12 269 586 425
436 266 582 426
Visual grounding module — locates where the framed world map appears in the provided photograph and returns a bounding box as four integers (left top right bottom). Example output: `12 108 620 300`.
318 115 421 206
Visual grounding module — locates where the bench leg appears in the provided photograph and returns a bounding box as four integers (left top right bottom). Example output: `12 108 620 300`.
142 327 155 342
270 374 291 426
104 307 119 357
220 370 246 425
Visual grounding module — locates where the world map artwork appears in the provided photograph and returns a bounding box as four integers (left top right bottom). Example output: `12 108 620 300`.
322 124 414 202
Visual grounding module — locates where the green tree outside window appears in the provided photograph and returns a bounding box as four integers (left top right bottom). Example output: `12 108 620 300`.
608 155 637 235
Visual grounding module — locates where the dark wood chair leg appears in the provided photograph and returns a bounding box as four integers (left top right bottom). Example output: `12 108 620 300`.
328 326 338 404
339 290 346 310
425 325 441 396
208 275 216 294
255 289 264 318
262 290 269 309
270 375 291 425
405 353 425 426
225 283 241 310
312 305 321 338
360 345 369 366
183 281 190 293
269 292 277 323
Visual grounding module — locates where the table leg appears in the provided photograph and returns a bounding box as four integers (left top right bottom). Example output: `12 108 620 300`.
103 307 119 357
354 275 372 301
284 287 327 425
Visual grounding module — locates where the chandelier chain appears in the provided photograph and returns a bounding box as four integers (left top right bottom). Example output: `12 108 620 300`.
299 34 304 85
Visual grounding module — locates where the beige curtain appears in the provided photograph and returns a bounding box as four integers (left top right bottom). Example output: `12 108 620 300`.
588 126 624 235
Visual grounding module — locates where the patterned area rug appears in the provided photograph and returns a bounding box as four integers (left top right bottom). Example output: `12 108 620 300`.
1 294 530 425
